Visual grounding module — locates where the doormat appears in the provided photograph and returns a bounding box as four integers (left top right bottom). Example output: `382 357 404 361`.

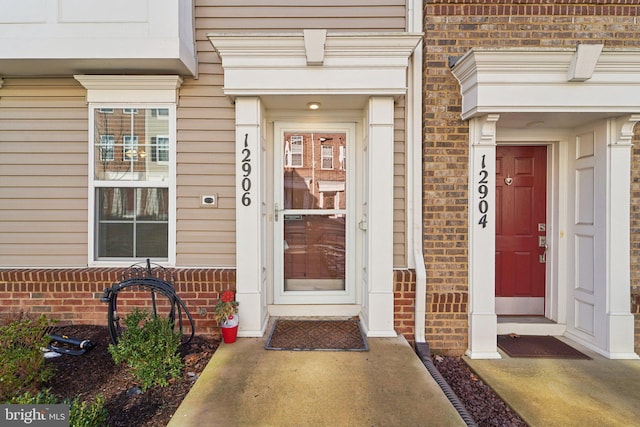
497 335 591 359
265 319 368 351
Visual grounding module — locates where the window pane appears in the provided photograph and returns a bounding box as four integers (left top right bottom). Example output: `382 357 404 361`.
136 188 168 221
284 132 346 210
98 223 134 257
94 108 170 181
96 187 168 260
98 188 135 220
136 223 168 258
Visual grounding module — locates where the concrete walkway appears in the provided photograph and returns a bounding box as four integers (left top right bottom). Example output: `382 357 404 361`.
465 337 640 427
168 335 466 427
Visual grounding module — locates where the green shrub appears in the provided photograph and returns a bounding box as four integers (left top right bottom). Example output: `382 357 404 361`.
9 390 108 427
9 388 58 404
68 395 108 427
108 308 183 391
0 314 56 401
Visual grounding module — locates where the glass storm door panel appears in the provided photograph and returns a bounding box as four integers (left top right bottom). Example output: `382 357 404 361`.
282 131 348 295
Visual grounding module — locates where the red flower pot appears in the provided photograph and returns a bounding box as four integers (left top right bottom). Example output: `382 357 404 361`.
221 325 238 344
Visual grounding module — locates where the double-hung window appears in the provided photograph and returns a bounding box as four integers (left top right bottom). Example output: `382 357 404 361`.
76 75 181 265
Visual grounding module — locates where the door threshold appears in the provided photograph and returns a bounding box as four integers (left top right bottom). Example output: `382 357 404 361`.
268 304 360 318
497 316 566 336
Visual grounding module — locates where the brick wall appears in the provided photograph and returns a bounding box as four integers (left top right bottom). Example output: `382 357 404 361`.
423 0 640 355
0 267 417 342
0 268 236 338
394 269 416 343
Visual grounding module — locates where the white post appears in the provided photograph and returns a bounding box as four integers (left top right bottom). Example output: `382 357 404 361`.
235 97 267 336
606 115 640 358
364 97 397 337
467 114 501 359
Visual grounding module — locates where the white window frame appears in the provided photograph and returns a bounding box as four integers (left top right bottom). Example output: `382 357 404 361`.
75 75 182 267
289 135 304 167
99 134 115 161
152 135 170 163
123 108 139 114
321 145 333 170
152 108 170 120
123 135 139 160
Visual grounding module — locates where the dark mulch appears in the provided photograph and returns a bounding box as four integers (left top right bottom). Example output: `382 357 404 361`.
45 325 218 427
432 355 528 427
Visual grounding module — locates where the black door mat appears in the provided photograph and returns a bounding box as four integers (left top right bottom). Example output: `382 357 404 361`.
498 335 591 359
265 319 368 351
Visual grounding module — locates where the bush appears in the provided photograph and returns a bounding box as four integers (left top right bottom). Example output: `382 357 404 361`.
0 314 56 401
68 395 108 427
108 308 184 391
9 389 58 404
9 390 107 427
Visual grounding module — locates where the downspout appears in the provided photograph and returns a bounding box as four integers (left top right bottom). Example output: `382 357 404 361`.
407 2 477 425
407 0 426 346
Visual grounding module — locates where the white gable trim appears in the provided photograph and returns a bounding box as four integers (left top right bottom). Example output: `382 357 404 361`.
208 31 422 97
451 47 640 118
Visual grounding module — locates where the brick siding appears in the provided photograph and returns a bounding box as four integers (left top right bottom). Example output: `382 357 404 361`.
0 268 236 338
394 269 416 343
424 0 640 355
0 268 417 342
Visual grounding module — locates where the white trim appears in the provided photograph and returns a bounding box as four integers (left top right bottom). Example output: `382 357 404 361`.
451 48 640 120
208 32 422 98
74 75 183 104
81 99 179 267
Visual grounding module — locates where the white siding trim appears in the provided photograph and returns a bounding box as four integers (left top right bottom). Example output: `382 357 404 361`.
76 75 183 267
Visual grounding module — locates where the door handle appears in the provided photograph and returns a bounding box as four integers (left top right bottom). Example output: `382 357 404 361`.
275 203 284 222
539 243 548 264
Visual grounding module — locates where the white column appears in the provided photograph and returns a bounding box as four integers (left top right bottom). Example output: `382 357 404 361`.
467 114 501 359
235 97 267 336
606 115 640 358
364 97 396 337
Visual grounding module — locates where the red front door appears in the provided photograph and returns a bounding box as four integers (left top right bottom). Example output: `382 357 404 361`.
495 146 547 315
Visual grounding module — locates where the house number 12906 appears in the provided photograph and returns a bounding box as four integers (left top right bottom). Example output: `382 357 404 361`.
241 133 252 207
478 154 489 228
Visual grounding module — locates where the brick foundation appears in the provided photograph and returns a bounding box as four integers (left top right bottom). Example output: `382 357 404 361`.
0 268 236 338
1 268 418 342
394 269 417 344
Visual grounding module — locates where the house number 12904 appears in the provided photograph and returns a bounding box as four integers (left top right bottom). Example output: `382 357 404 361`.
478 154 489 228
241 133 252 207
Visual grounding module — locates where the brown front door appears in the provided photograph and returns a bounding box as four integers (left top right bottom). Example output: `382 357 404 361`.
495 146 547 315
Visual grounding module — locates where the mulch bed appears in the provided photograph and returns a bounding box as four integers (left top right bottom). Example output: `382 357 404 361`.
432 355 527 427
45 325 218 427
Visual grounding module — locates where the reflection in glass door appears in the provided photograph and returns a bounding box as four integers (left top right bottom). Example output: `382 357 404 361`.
282 132 347 293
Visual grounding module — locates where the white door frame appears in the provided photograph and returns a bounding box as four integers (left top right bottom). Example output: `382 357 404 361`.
272 122 357 305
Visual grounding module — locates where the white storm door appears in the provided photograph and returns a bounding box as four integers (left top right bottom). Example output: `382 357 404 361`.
274 123 356 304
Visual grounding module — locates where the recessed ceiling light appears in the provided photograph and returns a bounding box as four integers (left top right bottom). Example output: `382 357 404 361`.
307 102 321 110
525 120 545 128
